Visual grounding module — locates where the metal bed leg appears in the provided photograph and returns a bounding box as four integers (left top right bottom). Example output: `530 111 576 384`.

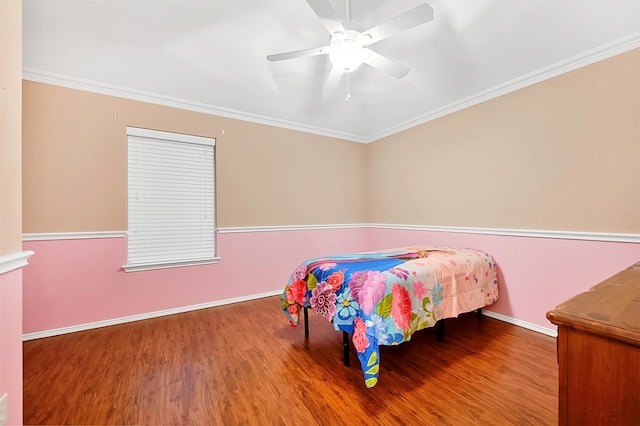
437 309 481 343
343 331 350 367
304 306 350 367
437 320 445 342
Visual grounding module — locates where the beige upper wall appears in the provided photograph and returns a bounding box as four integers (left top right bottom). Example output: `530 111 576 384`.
21 82 367 232
367 49 640 234
217 121 366 227
22 48 639 235
0 0 23 255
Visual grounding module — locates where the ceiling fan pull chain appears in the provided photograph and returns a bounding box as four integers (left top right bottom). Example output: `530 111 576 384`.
345 72 351 102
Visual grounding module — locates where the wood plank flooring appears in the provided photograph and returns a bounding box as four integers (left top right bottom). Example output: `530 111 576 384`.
24 296 558 425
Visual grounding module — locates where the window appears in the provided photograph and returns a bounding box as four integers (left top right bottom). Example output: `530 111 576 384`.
124 127 217 272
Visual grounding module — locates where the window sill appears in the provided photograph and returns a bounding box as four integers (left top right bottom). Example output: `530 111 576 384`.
122 257 221 272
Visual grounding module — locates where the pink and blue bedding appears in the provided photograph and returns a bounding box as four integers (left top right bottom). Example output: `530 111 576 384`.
281 245 499 388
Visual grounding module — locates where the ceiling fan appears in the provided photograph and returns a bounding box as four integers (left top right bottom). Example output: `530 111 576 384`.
267 0 434 99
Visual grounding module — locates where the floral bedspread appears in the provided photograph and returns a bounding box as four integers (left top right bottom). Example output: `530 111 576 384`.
281 245 499 388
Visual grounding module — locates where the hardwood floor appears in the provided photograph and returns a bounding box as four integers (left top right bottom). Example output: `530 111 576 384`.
24 296 558 425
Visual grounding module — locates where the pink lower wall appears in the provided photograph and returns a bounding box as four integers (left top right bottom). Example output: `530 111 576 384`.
1 268 23 426
367 228 640 329
22 228 370 334
22 227 639 336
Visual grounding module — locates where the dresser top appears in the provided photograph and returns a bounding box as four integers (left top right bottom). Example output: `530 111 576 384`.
547 262 640 346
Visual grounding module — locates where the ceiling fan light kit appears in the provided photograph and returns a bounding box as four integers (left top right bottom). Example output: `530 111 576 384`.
329 30 372 72
267 0 434 98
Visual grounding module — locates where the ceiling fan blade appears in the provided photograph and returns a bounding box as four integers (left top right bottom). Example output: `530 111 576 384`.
267 46 330 62
363 50 410 79
306 0 346 36
362 3 434 44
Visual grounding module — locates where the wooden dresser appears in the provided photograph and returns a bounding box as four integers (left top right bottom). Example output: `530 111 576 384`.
546 262 640 426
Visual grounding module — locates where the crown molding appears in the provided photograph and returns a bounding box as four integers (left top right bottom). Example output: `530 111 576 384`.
22 33 639 144
365 32 640 142
21 67 367 144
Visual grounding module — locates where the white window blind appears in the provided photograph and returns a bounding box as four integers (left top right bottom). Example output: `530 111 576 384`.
124 127 217 272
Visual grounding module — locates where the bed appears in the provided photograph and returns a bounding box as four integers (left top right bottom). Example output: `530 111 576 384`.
280 245 499 388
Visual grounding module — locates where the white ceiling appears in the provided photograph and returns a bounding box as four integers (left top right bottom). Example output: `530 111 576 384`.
22 0 640 142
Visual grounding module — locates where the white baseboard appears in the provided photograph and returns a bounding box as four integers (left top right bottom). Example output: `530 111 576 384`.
22 289 283 341
482 310 557 338
23 288 556 341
